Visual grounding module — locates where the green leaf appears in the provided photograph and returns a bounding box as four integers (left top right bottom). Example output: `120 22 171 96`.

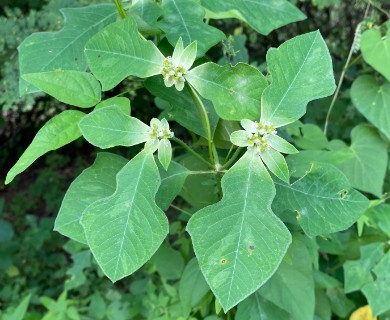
54 153 127 244
95 97 131 115
145 76 219 138
151 244 185 280
261 31 336 127
287 125 388 197
3 294 31 320
260 148 289 183
6 110 84 184
236 293 290 320
179 258 210 316
158 0 225 57
326 288 355 318
65 250 91 291
267 134 298 154
362 251 390 316
343 242 385 293
273 163 369 237
351 75 390 139
258 236 315 320
365 204 390 237
287 123 329 150
81 152 169 282
201 0 306 36
18 4 117 95
361 28 390 82
156 160 190 210
22 71 101 108
187 151 291 312
158 139 172 171
186 62 268 120
85 17 165 91
79 106 150 149
129 0 162 33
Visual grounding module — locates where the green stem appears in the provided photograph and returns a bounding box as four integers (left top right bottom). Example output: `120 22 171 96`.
224 144 234 163
367 0 390 18
170 204 192 217
220 147 243 170
186 82 214 164
114 0 127 19
171 137 214 169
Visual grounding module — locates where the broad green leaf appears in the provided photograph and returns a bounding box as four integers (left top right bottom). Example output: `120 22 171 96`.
286 123 329 150
179 258 210 316
156 160 190 210
3 294 31 320
287 125 388 197
313 270 341 289
365 204 390 237
6 110 84 184
362 252 390 316
151 244 185 280
54 153 127 244
351 75 390 139
79 106 150 149
18 4 117 95
326 288 355 318
64 250 91 291
361 28 390 82
158 0 225 57
260 148 289 183
258 236 315 320
145 76 219 138
344 242 385 293
85 17 165 91
129 0 162 33
236 293 290 320
95 97 131 115
201 0 306 36
186 62 268 120
273 163 369 237
22 71 101 108
261 31 336 127
187 151 291 312
314 289 332 320
81 152 169 282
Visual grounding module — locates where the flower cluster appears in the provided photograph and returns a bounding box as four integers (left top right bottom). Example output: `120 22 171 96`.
145 118 174 170
161 56 187 91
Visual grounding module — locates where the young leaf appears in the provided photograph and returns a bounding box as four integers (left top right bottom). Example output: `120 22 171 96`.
18 4 117 95
201 0 306 36
273 163 369 237
158 0 225 57
158 139 172 170
79 106 150 149
260 148 289 183
22 71 101 108
151 244 185 280
95 97 131 115
187 151 291 312
186 62 268 120
267 134 298 154
64 250 91 291
351 75 390 139
261 31 336 127
54 153 128 244
361 28 390 82
2 294 31 320
85 17 165 91
155 160 190 210
6 110 85 184
81 152 169 282
258 236 315 320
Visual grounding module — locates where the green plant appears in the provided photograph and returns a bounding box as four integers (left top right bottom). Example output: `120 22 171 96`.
4 0 390 319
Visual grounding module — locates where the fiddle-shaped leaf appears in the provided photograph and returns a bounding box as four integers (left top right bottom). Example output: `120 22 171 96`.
18 4 117 95
6 110 85 184
201 0 306 36
273 162 369 237
351 75 390 139
187 150 291 312
85 17 165 91
22 71 101 108
79 106 150 149
55 153 128 244
81 152 169 282
186 62 268 120
261 31 336 127
159 0 225 57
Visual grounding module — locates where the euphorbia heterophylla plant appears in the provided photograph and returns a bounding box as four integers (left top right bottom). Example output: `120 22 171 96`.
6 0 371 315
